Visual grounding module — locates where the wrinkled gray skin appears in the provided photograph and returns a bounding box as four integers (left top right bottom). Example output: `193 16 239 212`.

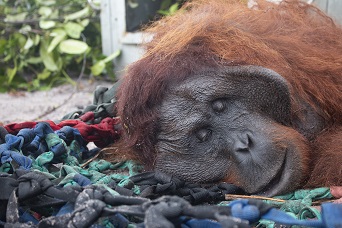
155 66 324 196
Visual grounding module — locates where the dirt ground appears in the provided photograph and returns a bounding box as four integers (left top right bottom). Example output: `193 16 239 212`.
0 80 114 125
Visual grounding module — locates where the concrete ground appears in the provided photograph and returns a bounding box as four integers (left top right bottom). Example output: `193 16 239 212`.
0 80 114 125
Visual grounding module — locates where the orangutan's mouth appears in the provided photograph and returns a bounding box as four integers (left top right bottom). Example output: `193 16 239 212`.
256 154 287 196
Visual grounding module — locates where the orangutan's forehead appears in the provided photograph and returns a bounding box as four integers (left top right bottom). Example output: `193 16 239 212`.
169 74 231 102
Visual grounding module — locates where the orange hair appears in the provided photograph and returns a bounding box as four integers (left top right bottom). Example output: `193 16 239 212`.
116 0 342 166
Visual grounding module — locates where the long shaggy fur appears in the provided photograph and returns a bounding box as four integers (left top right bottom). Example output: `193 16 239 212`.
115 0 342 173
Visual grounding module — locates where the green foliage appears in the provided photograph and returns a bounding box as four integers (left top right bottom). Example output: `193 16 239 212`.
158 0 185 16
0 0 118 92
91 50 121 76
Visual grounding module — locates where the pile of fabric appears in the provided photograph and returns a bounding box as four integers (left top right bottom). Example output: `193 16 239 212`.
0 85 341 227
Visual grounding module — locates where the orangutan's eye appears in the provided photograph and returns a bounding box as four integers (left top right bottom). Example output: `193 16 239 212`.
212 99 226 113
196 129 212 142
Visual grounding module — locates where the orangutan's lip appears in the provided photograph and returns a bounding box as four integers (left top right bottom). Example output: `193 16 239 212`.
256 153 287 196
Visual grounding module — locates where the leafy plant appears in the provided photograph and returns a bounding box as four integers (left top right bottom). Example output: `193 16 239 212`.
158 0 184 16
0 0 119 92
